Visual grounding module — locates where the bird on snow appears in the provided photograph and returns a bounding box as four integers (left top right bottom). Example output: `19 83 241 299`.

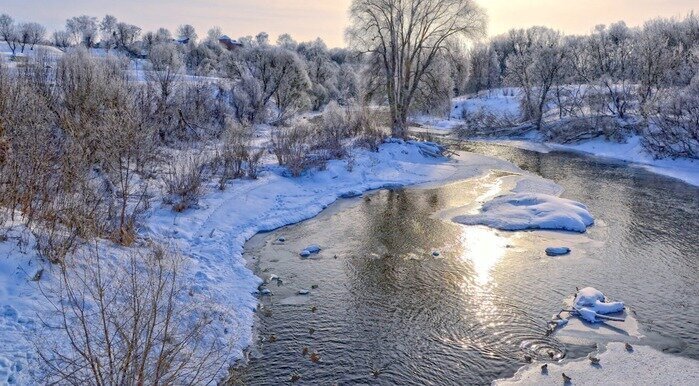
625 342 634 352
562 373 572 383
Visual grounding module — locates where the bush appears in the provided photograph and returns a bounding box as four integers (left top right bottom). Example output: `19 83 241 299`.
164 154 205 212
271 122 318 177
218 121 265 188
645 85 699 159
36 245 229 385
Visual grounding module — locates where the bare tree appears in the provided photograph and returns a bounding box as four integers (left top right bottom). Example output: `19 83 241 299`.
114 22 142 52
0 14 19 56
347 0 486 137
146 43 183 138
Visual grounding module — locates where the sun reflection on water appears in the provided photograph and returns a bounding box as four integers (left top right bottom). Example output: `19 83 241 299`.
459 226 509 286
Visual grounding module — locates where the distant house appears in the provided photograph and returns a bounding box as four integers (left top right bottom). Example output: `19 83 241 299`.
218 35 243 51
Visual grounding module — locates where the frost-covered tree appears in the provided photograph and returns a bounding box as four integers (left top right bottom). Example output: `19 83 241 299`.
297 38 339 110
52 30 71 51
66 15 98 47
505 27 567 129
466 43 501 94
99 14 118 50
227 46 310 124
114 22 141 52
18 22 45 52
347 0 486 137
277 33 298 51
177 24 197 43
147 43 184 136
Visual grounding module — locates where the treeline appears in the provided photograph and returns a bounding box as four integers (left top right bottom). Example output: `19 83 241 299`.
462 14 699 158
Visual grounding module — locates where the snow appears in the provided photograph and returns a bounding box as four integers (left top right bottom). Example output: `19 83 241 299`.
451 88 522 120
572 287 625 323
453 193 595 232
495 342 699 385
549 136 699 187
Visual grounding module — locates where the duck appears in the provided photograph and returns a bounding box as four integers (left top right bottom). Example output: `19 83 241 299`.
562 373 572 383
540 364 548 374
625 342 634 352
589 354 600 365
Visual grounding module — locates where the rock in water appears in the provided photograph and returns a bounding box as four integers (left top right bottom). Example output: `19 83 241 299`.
545 246 571 256
305 244 321 253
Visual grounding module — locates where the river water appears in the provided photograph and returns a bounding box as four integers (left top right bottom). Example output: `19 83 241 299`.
238 143 699 385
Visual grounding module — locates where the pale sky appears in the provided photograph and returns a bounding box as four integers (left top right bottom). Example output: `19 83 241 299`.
2 0 696 48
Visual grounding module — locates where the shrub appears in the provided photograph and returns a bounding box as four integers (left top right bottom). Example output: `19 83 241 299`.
36 245 229 385
164 154 205 212
271 122 317 177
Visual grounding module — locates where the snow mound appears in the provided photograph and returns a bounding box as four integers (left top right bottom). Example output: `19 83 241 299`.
572 287 625 322
495 342 699 385
453 193 594 232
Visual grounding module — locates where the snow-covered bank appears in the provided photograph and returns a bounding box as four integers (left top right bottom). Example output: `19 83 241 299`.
495 342 699 385
416 89 699 187
473 137 699 187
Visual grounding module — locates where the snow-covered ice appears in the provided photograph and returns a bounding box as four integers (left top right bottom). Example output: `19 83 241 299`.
495 342 699 385
453 193 594 232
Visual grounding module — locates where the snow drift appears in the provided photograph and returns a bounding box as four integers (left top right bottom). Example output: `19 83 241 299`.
453 193 594 232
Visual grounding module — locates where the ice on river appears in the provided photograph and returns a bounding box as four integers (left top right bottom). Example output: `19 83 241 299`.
453 193 594 232
495 341 699 385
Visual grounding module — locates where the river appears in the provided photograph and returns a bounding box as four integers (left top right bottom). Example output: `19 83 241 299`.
237 142 699 385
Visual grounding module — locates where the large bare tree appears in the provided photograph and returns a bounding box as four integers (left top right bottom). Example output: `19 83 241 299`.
347 0 486 137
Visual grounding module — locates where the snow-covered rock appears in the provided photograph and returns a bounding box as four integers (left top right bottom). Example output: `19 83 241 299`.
572 287 625 323
453 193 594 232
545 246 571 256
305 244 321 253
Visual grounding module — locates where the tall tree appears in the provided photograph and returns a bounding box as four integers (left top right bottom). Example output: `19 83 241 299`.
347 0 486 137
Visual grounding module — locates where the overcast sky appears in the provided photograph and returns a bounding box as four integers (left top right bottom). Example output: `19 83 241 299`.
2 0 696 47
